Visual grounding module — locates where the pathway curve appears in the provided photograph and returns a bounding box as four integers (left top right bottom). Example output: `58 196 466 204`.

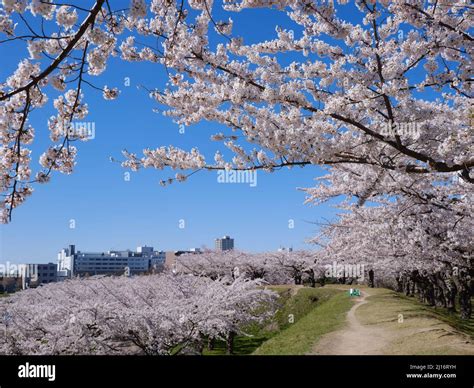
310 290 395 355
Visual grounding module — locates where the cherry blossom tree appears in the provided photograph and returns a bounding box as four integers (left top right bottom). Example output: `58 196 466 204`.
268 250 324 287
0 0 472 222
176 249 244 280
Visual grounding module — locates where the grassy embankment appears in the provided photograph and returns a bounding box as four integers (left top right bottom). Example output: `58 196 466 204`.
204 286 352 355
354 287 473 355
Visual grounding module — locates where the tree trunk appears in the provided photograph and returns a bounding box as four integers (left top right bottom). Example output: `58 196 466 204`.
453 270 471 320
445 278 457 313
196 336 205 355
395 275 403 293
433 273 449 308
409 271 418 297
306 269 316 288
368 269 374 288
458 288 471 320
425 280 435 306
319 275 326 287
405 276 415 297
294 273 302 285
207 337 215 351
434 285 445 308
404 276 411 296
226 331 235 355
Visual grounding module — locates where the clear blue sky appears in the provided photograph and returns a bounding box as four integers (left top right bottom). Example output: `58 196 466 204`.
0 2 373 262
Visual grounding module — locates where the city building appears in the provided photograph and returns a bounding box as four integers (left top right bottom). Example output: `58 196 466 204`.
57 244 76 278
215 236 234 251
149 250 166 272
57 245 165 278
18 263 57 289
137 245 154 255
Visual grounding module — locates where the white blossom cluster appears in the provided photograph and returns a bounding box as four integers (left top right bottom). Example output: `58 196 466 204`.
129 0 147 19
0 10 14 35
1 0 27 14
29 0 55 19
39 146 77 173
103 86 120 100
55 6 77 29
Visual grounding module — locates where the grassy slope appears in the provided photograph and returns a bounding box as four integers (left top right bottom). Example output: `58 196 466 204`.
253 287 352 355
204 286 348 355
252 285 473 355
354 287 474 355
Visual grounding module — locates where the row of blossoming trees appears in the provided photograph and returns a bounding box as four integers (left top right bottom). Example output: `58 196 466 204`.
310 191 473 319
0 250 330 355
0 273 279 355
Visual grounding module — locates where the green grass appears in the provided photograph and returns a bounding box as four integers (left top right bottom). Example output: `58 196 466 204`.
355 288 474 338
273 286 340 331
353 287 474 355
204 286 345 355
253 288 352 355
400 295 474 338
202 333 274 355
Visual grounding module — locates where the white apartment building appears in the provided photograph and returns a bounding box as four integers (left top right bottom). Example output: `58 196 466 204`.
215 236 234 251
58 245 165 278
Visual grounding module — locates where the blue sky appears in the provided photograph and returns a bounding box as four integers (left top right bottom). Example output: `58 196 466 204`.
0 1 399 262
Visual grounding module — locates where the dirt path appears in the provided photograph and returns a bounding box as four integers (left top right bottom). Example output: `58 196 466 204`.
310 290 395 355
